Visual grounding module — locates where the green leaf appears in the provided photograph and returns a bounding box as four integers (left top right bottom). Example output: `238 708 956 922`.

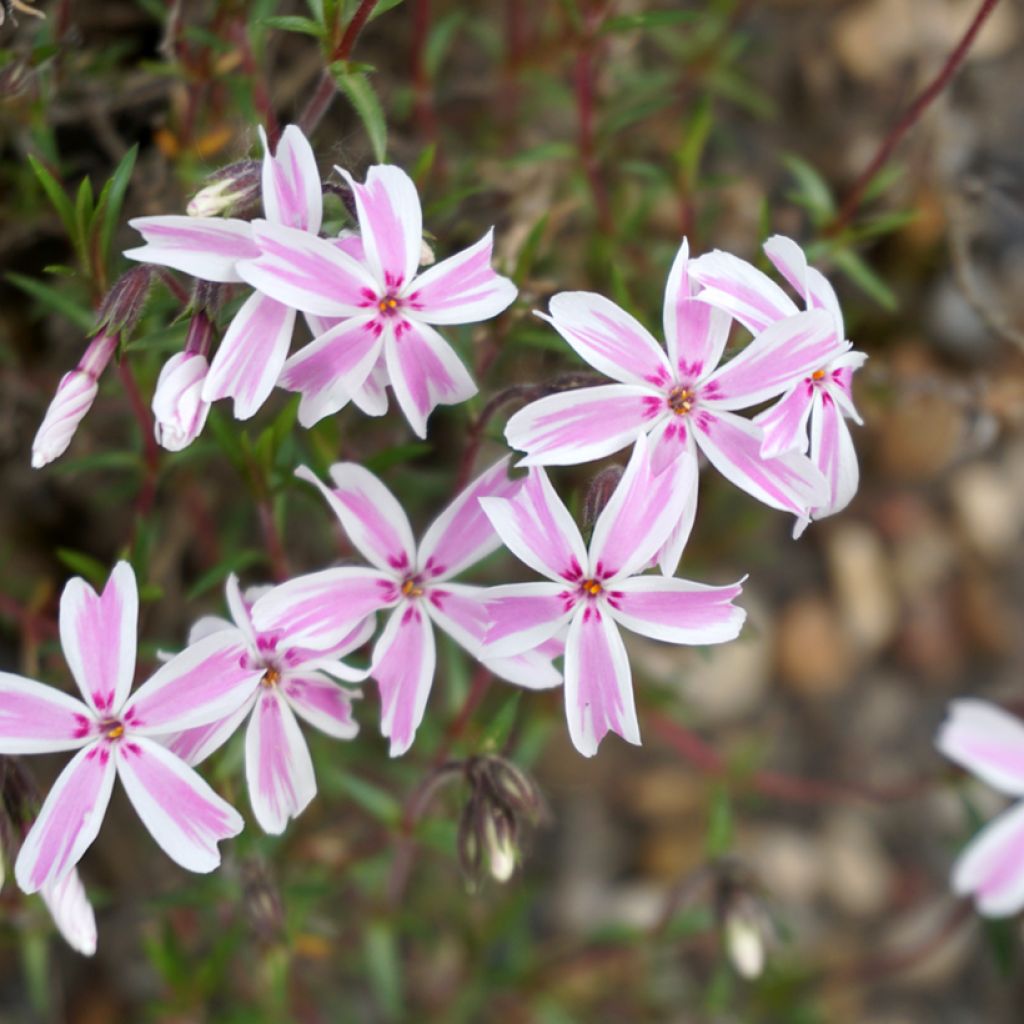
368 0 406 19
363 442 432 473
56 548 112 589
364 921 403 1021
513 213 549 285
705 786 734 858
479 692 522 751
602 11 699 32
782 154 835 222
92 144 139 273
262 14 325 37
27 154 78 249
74 175 95 269
333 774 401 825
831 247 898 311
5 272 94 330
185 550 267 601
331 65 387 161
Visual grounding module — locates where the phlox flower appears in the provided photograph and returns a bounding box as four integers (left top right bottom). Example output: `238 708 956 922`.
505 239 842 569
251 458 559 756
236 164 517 437
689 235 867 532
0 563 256 893
481 435 746 757
126 125 324 420
937 700 1024 916
165 575 370 835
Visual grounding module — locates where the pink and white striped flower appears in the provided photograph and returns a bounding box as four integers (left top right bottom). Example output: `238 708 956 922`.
481 436 746 757
690 235 867 532
152 306 214 451
505 239 840 567
236 164 517 437
0 562 254 893
937 700 1024 917
251 457 539 756
126 125 323 421
165 575 370 835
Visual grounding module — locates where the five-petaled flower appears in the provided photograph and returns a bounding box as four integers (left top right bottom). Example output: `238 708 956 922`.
689 235 867 534
166 574 370 834
505 238 844 568
0 562 256 893
250 457 560 756
937 700 1024 917
480 435 746 757
236 164 517 437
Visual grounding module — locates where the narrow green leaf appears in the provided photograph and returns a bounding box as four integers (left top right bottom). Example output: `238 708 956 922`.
332 67 388 161
368 0 406 19
262 14 324 37
364 922 403 1021
74 175 95 266
56 548 111 589
363 442 432 473
333 774 401 825
602 11 699 32
185 550 267 601
27 154 78 246
94 144 139 273
6 272 94 330
831 247 898 311
513 213 549 285
705 786 734 858
782 153 835 221
479 692 522 751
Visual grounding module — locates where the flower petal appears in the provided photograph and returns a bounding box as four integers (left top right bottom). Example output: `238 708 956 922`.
245 688 317 834
296 462 415 573
281 673 360 739
809 391 859 518
260 124 322 234
689 249 800 334
505 384 663 467
15 742 116 894
279 316 384 427
484 638 564 691
937 699 1024 797
59 560 138 717
125 216 258 283
480 468 588 583
202 292 296 419
606 576 746 644
693 409 828 516
482 581 574 658
417 456 521 581
754 383 814 458
123 633 260 736
372 603 436 757
237 220 379 317
165 693 257 767
702 309 842 411
952 801 1024 917
40 867 96 956
340 164 422 290
590 434 697 581
423 581 491 653
251 568 396 650
564 605 639 757
540 291 672 387
115 736 243 872
763 234 844 335
0 672 95 754
404 229 516 325
384 319 477 438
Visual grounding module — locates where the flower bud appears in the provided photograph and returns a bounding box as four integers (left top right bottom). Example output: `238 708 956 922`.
713 860 773 981
187 160 262 219
152 351 211 452
483 806 517 883
31 332 117 469
97 265 154 337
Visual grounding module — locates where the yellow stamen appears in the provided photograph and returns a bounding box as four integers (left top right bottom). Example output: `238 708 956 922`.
812 369 826 381
668 385 694 416
582 579 602 596
261 668 281 688
107 724 124 740
378 297 399 312
401 579 424 598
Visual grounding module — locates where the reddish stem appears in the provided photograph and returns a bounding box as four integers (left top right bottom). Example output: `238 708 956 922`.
411 0 441 164
828 0 1001 234
235 20 279 148
118 361 160 519
257 500 289 583
574 12 613 235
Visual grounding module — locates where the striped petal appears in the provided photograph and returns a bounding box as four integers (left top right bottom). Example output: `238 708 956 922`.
260 124 322 234
0 673 95 754
125 216 258 283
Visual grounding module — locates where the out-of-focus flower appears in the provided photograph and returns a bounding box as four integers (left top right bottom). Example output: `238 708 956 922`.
186 160 262 219
0 562 254 892
251 457 558 756
690 235 867 534
0 0 45 28
481 435 746 757
237 163 517 436
166 575 369 835
712 861 773 980
937 699 1024 916
505 239 841 570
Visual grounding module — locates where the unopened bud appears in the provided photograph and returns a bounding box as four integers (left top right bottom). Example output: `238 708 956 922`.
97 265 154 337
187 160 262 219
31 332 117 468
723 899 766 979
483 807 517 883
153 351 211 452
481 757 542 818
713 860 772 981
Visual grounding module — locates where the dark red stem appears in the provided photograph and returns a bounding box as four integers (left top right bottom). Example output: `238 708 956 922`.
118 361 160 519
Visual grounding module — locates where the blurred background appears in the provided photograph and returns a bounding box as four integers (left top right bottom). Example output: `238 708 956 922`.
2 0 1024 1021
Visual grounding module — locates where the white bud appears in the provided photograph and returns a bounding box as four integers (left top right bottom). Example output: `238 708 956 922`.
152 351 211 451
484 813 516 883
31 370 99 468
724 904 766 979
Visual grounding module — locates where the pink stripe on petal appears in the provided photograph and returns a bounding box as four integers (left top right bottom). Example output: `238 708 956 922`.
125 216 259 283
261 125 323 234
809 392 858 518
245 689 317 834
403 230 516 325
202 292 296 419
563 606 639 758
282 673 359 739
754 383 814 458
689 250 800 334
542 291 672 387
341 165 422 290
165 693 257 768
937 700 1024 797
384 319 477 438
15 742 116 894
505 384 663 467
607 576 746 645
417 456 521 581
423 582 491 653
482 582 574 658
480 468 589 583
0 672 95 754
952 802 1024 916
372 602 436 757
115 737 243 873
59 561 138 716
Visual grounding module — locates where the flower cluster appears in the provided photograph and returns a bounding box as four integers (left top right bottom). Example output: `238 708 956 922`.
19 123 876 954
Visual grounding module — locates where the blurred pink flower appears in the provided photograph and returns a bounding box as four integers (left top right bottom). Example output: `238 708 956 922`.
0 562 253 893
40 868 96 956
505 239 841 569
481 435 746 758
237 164 517 436
166 574 370 835
251 457 555 756
937 699 1024 916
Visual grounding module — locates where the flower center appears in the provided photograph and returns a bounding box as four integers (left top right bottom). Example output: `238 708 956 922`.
811 369 826 381
261 668 281 688
105 721 125 740
667 384 696 416
377 294 401 316
581 579 603 597
401 577 425 598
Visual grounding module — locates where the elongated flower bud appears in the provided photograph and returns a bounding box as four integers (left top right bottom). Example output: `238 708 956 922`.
31 332 117 468
152 352 210 451
187 160 262 218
